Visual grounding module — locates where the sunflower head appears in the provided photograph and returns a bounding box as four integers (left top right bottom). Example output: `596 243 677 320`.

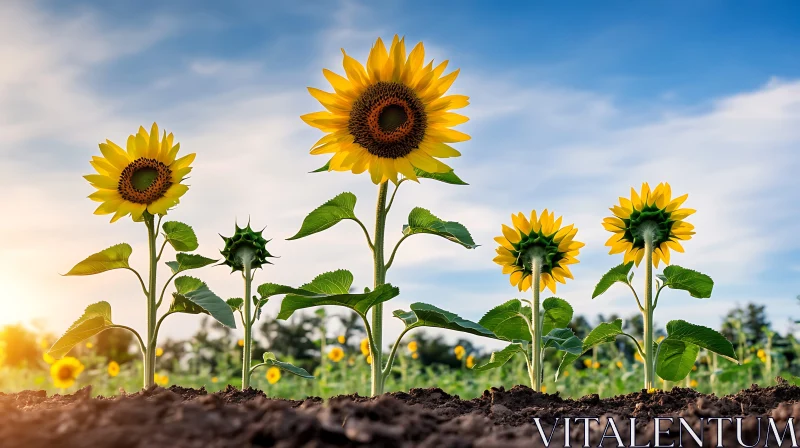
604 182 695 267
50 357 84 389
454 345 466 360
220 223 275 272
328 347 345 363
360 338 370 356
493 210 583 293
266 366 281 384
85 123 194 223
301 35 470 185
108 361 120 378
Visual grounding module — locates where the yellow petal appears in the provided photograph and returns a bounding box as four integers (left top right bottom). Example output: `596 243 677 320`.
501 224 521 244
98 141 131 171
494 236 514 251
519 274 532 292
511 212 531 235
84 174 118 190
509 270 524 287
367 37 389 82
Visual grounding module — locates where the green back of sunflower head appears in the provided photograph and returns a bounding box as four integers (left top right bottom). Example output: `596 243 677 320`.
220 223 275 272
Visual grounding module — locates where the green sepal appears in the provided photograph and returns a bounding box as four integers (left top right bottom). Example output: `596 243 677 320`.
64 244 132 276
219 223 275 271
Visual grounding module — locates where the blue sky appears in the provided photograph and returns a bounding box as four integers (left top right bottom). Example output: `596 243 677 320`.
1 0 799 348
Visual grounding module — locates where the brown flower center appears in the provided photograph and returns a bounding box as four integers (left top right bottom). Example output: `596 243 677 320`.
58 366 73 380
118 158 172 204
348 82 427 159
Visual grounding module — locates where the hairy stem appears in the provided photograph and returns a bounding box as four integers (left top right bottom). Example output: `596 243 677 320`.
144 215 158 388
643 228 656 390
371 182 389 396
530 256 543 392
241 252 254 390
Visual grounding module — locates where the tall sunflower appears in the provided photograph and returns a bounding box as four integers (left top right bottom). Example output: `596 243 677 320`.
493 210 583 293
603 182 695 267
84 123 195 223
301 35 470 184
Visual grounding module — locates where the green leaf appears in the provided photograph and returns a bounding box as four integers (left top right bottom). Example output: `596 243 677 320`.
557 319 625 379
412 167 468 185
260 352 314 379
665 320 737 362
542 297 573 336
170 277 236 328
287 192 358 240
658 265 714 299
655 339 699 381
257 283 317 300
162 222 198 252
311 161 330 173
403 208 477 249
64 244 132 276
165 253 218 275
542 328 582 355
717 363 758 382
592 263 633 298
392 303 495 338
478 299 532 342
226 298 244 312
472 343 525 371
48 302 114 358
277 270 400 319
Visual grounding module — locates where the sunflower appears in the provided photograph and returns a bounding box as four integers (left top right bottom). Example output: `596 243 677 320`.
407 341 418 353
328 347 345 363
466 355 475 369
50 357 84 389
155 373 169 386
360 338 370 356
85 123 195 223
266 367 281 384
337 335 346 344
493 210 583 293
301 35 470 185
604 182 695 267
454 345 465 361
108 361 120 378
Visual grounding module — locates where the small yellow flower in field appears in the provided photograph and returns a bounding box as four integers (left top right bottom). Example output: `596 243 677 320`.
366 355 373 365
337 335 346 344
266 367 281 385
616 361 623 369
360 338 370 356
583 359 592 368
211 376 219 384
757 349 767 362
411 352 419 360
690 379 698 388
744 358 752 364
237 339 245 347
153 374 168 386
454 345 466 360
43 352 55 365
328 347 345 363
692 365 698 371
50 357 84 389
592 362 600 369
108 361 120 377
466 355 475 369
407 341 418 352
563 370 569 377
541 385 547 393
156 347 164 357
634 352 644 363
85 342 93 349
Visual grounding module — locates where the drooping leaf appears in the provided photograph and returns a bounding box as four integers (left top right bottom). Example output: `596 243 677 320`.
542 297 573 336
403 208 477 249
472 343 526 371
48 302 114 358
287 193 358 240
412 168 468 185
226 298 244 312
557 319 625 379
393 303 495 338
277 270 400 319
592 263 634 298
478 299 532 342
260 352 314 379
64 244 132 276
657 265 714 299
542 328 582 355
165 253 218 275
170 276 236 328
162 221 199 252
665 320 737 362
655 338 700 381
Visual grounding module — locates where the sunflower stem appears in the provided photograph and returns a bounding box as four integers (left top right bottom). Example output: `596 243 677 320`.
240 248 256 391
371 182 389 396
530 254 544 392
643 228 656 391
144 215 158 389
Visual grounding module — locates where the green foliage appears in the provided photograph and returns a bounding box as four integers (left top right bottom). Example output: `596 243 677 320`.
392 303 495 338
657 265 714 299
558 319 625 378
478 299 532 342
403 208 477 249
226 298 244 312
287 193 357 240
473 343 525 371
664 320 737 361
542 298 573 336
277 270 400 319
166 253 218 275
162 221 198 252
592 263 633 299
258 352 314 379
64 244 132 276
655 339 699 381
48 302 114 358
542 328 582 354
170 277 236 328
412 168 468 185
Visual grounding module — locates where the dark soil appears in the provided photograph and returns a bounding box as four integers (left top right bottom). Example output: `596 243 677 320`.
2 380 800 447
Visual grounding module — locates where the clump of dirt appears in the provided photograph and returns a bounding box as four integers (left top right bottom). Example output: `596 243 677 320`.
2 381 800 447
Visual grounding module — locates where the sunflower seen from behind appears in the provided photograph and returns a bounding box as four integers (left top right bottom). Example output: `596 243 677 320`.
301 35 470 185
85 123 194 223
